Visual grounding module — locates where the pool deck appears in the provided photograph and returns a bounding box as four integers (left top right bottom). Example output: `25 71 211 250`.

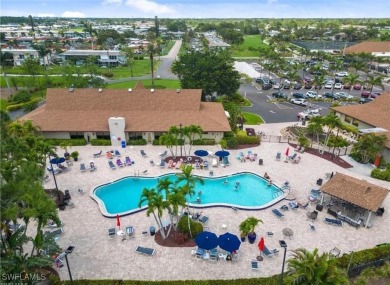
39 122 390 281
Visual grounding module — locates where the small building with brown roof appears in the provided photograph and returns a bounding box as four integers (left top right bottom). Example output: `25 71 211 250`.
320 172 388 227
331 92 390 162
344 41 390 57
19 84 231 146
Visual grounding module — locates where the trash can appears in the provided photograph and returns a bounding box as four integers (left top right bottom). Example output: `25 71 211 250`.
259 159 263 165
316 204 323 212
121 140 126 149
316 178 323 186
149 226 155 236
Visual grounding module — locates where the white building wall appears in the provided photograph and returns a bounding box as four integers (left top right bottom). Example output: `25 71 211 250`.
108 117 126 147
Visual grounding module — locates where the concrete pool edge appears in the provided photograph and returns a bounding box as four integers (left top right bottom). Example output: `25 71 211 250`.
90 171 288 218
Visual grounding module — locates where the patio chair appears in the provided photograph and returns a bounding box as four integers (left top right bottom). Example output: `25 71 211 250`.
203 160 209 169
116 159 124 167
298 147 305 153
209 248 218 261
47 228 64 237
324 218 343 226
140 150 147 157
106 151 113 159
89 161 96 171
159 159 166 168
125 156 132 166
134 246 155 256
176 159 183 169
212 157 218 167
288 202 299 211
251 260 260 271
126 226 135 238
114 150 121 157
309 223 316 231
198 215 209 224
271 208 284 219
108 160 116 170
276 152 281 161
80 163 87 172
108 228 116 238
47 166 62 175
289 153 298 161
306 210 318 222
223 156 230 166
280 205 289 211
93 150 102 158
261 245 274 258
159 150 168 157
209 170 213 177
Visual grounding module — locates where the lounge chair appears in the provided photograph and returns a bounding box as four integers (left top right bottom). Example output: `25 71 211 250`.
298 147 305 153
93 150 102 157
125 156 132 166
134 246 155 256
126 226 135 238
209 248 218 261
251 260 260 271
150 160 155 166
159 159 166 168
89 161 96 171
289 153 298 161
203 160 208 169
47 166 62 175
108 228 116 238
223 156 230 166
288 202 299 211
167 160 174 168
261 245 274 258
198 216 209 224
80 163 87 172
116 159 124 167
276 152 281 161
280 205 289 211
106 151 113 159
108 160 116 170
175 159 183 169
159 150 168 157
209 170 213 177
309 223 316 231
212 157 218 167
272 209 284 219
140 150 147 157
292 156 301 164
324 218 343 226
114 150 121 157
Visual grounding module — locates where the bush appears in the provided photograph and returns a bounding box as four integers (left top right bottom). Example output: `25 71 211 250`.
128 138 147 145
223 131 235 138
8 90 30 104
192 139 215 145
236 135 260 145
45 138 87 146
6 102 25 111
177 215 203 238
220 139 227 149
225 137 238 149
152 139 161 145
371 168 390 181
90 139 111 146
23 101 38 112
338 244 390 269
103 72 113 78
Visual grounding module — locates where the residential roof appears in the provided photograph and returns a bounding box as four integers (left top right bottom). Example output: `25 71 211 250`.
320 172 388 212
20 85 231 133
60 50 122 56
331 92 390 148
344 41 390 54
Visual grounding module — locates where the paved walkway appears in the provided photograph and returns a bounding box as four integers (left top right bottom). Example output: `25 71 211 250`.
36 123 389 281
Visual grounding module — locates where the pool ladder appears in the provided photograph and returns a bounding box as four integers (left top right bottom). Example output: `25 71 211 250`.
133 170 140 180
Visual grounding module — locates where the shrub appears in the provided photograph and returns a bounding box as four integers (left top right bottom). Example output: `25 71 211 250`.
177 215 203 238
223 131 235 138
90 139 111 146
128 138 147 145
338 244 390 269
152 139 161 145
45 138 87 146
371 168 390 181
8 90 30 104
220 139 227 149
103 72 113 78
6 102 25 111
236 135 260 145
192 139 215 145
225 137 238 149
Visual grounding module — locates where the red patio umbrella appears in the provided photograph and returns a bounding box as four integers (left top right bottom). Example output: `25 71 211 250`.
116 214 121 229
258 237 265 253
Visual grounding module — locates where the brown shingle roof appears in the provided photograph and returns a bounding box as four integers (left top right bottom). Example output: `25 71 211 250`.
20 87 231 132
331 92 390 147
320 173 388 211
344 41 390 54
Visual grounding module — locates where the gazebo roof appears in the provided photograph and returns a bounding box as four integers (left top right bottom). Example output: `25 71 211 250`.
320 173 388 212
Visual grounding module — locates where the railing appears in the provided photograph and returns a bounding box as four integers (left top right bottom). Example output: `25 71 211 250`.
348 257 390 277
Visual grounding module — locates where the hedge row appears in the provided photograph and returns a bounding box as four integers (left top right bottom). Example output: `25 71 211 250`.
192 139 216 145
371 167 390 181
45 138 87 146
90 139 111 146
128 139 147 145
6 98 41 112
338 243 390 269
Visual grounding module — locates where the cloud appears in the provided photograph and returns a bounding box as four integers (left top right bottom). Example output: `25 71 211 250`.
38 13 56 17
102 0 123 5
61 11 86 18
125 0 175 14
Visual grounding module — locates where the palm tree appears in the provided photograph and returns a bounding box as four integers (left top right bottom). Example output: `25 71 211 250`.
166 185 186 231
183 125 203 156
343 73 361 94
307 116 324 153
146 43 159 89
365 75 384 93
169 126 180 157
82 21 97 49
120 46 134 77
322 114 342 147
159 133 177 157
285 248 349 285
352 134 387 163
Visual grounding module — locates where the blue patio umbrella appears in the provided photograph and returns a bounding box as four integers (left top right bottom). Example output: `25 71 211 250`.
215 150 230 157
194 150 209 157
49 157 66 165
218 232 241 252
195 231 219 250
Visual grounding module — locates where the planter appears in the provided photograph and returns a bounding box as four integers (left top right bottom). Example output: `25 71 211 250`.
240 236 246 242
248 232 257 244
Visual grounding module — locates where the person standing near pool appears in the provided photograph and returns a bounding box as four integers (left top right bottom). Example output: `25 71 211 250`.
235 181 240 191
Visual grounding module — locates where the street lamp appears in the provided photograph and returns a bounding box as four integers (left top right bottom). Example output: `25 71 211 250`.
48 153 61 203
179 123 183 157
279 240 288 285
64 246 75 285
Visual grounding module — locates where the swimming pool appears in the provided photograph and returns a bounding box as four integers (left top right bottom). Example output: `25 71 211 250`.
92 172 285 216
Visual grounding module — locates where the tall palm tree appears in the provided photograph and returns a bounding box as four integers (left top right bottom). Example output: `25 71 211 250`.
183 125 203 156
365 75 384 93
146 43 159 89
159 133 177 157
169 126 180 157
322 114 342 147
120 46 134 77
343 73 361 94
307 116 324 153
285 248 349 285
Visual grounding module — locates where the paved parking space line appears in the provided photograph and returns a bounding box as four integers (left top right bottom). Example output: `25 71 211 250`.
274 102 294 110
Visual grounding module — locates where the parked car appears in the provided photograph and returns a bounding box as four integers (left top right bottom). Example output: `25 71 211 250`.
304 83 313 89
273 83 281 89
293 82 302 90
283 81 291 89
255 77 269 85
292 92 308 99
335 92 353 99
353 84 362 90
272 92 288 99
359 98 374 104
343 83 351 89
335 71 349 77
298 108 321 120
324 92 340 99
334 83 343 89
361 91 371 98
324 82 333 89
290 98 308 106
262 83 272 90
370 92 381 99
306 91 318 98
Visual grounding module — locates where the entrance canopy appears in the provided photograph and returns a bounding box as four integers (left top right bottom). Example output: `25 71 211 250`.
320 173 388 212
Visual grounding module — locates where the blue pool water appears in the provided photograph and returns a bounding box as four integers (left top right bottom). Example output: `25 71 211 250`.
93 172 283 215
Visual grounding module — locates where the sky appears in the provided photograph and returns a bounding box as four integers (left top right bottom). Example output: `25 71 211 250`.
1 0 389 19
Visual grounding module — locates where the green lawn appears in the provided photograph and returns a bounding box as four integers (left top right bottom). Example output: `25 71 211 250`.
230 35 270 57
0 98 7 111
242 112 264 125
106 79 181 89
161 41 175 56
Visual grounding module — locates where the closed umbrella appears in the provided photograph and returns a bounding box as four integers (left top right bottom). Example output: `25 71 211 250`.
194 150 209 157
218 232 241 252
258 237 265 253
116 214 121 229
285 147 290 157
215 150 230 157
195 231 219 250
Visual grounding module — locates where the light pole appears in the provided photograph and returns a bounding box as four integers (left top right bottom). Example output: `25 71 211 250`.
64 246 75 285
347 250 354 275
48 153 61 203
279 240 288 285
179 123 183 157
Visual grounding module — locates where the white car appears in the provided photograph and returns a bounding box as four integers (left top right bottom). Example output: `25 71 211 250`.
334 83 343 89
298 108 321 120
306 91 318 98
324 83 333 89
335 92 353 99
335 71 349 77
273 83 281 89
290 98 308 106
